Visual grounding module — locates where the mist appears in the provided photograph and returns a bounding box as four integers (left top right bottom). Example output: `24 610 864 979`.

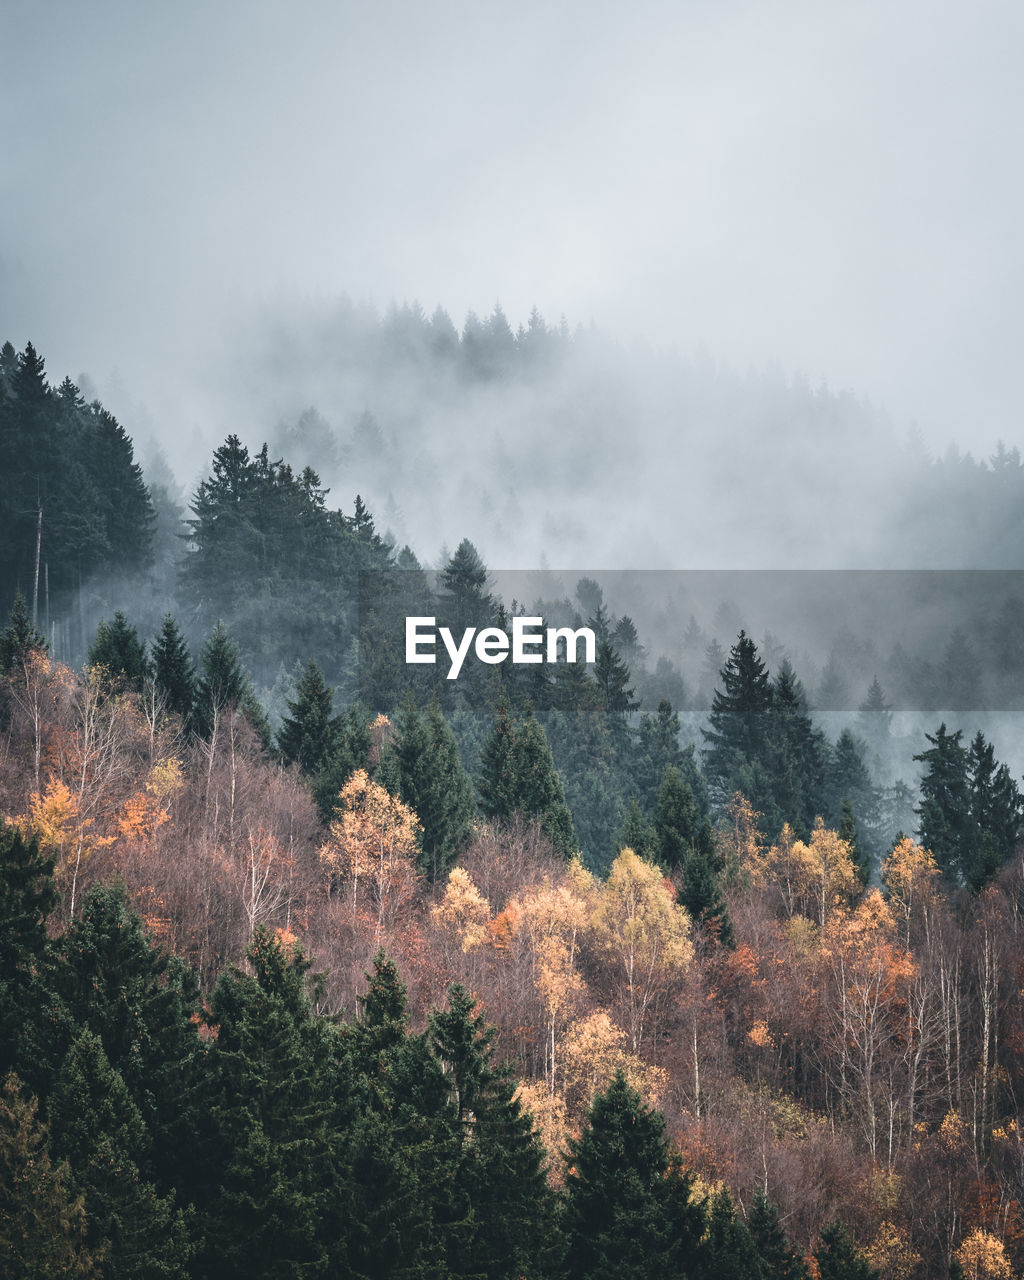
3 0 1023 486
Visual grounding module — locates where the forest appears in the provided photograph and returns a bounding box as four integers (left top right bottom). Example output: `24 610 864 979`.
3 329 1024 1278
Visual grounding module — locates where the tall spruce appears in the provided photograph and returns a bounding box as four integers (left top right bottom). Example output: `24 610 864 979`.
561 1069 705 1280
151 614 195 726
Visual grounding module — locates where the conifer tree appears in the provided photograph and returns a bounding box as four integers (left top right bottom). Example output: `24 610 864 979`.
276 659 337 775
430 984 557 1280
87 611 148 690
40 884 203 1192
914 724 972 882
653 764 698 871
561 1070 705 1280
193 620 270 744
0 823 57 1081
510 704 577 858
151 613 195 725
0 591 46 676
48 1030 193 1280
813 1220 879 1280
748 1187 809 1279
616 796 656 860
0 1074 98 1279
478 700 519 820
384 696 476 880
679 820 735 949
698 1187 762 1280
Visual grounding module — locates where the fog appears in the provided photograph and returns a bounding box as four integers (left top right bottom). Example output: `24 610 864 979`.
4 0 1023 510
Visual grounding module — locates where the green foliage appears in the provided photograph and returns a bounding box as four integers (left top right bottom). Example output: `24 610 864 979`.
430 984 558 1279
0 1073 98 1279
382 695 476 880
0 591 47 676
151 613 195 725
276 659 337 774
561 1069 705 1280
0 822 57 1079
653 764 699 871
813 1220 879 1280
193 621 270 745
48 1029 193 1280
748 1187 809 1279
88 611 148 691
480 702 577 857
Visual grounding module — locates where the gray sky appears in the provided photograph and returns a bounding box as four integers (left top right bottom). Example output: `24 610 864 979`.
3 0 1022 454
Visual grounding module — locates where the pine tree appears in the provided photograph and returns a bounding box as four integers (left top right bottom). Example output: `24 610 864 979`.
510 704 577 858
196 927 344 1280
0 590 46 676
151 613 195 725
561 1070 705 1280
193 620 269 744
748 1187 809 1279
429 984 557 1279
48 1029 193 1280
679 820 735 949
478 700 520 821
966 730 1023 892
653 764 698 871
41 883 203 1194
276 659 337 774
697 1187 762 1280
0 822 57 1080
384 696 476 881
0 1074 98 1279
88 611 148 691
702 631 774 813
914 724 972 882
813 1220 879 1280
616 797 656 860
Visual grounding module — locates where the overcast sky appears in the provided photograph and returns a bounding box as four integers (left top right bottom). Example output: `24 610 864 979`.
2 0 1021 455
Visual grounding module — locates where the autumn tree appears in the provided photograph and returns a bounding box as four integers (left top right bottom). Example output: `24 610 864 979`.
590 847 693 1053
319 768 422 933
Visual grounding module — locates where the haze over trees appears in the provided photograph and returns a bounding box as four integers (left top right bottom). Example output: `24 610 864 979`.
4 321 1024 1275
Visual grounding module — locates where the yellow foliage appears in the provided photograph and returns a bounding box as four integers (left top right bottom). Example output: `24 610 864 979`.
955 1229 1013 1279
559 1009 668 1109
747 1020 775 1049
864 1220 921 1280
768 819 858 924
319 769 422 928
431 866 492 950
145 756 184 799
718 792 766 885
514 1081 569 1182
882 836 940 942
116 792 170 843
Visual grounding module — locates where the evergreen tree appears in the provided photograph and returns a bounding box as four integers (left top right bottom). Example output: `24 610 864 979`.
616 796 656 860
510 704 577 858
702 631 774 811
40 883 203 1195
0 1074 98 1279
914 724 972 882
561 1070 705 1280
0 822 57 1080
0 590 46 676
276 659 337 774
196 927 345 1280
48 1030 193 1280
696 1187 762 1280
748 1187 809 1279
679 820 735 948
966 729 1024 891
430 984 558 1279
383 696 476 881
813 1220 879 1280
193 620 270 745
652 764 698 871
151 613 195 725
439 538 493 632
88 611 148 691
478 700 520 822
